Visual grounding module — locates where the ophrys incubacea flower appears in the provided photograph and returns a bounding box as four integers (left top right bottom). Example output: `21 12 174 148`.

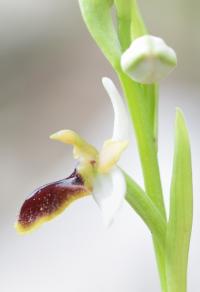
15 78 129 234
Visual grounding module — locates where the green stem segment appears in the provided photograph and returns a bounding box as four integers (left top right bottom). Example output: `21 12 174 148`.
114 0 132 51
118 72 166 218
118 72 168 292
130 0 147 40
114 0 147 47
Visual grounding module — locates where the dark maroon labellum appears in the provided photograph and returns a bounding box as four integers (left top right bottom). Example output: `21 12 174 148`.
17 169 89 233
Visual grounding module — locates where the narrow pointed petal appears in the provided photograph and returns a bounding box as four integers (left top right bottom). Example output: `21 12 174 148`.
98 139 128 173
92 167 126 226
50 130 98 161
15 170 90 234
102 77 129 141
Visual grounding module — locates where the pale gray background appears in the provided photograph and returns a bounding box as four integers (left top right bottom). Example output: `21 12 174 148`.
0 1 199 291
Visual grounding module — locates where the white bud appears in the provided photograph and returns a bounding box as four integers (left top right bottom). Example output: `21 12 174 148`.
121 35 177 84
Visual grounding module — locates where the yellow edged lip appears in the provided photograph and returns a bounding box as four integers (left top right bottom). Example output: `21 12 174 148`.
16 170 90 234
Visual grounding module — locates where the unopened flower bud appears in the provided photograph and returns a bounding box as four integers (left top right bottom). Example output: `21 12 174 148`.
121 35 177 84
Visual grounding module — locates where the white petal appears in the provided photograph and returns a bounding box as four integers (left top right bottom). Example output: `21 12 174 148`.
102 77 129 141
92 167 126 226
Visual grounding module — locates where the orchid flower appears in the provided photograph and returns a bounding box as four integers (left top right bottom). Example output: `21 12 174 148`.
15 78 129 234
15 1 194 291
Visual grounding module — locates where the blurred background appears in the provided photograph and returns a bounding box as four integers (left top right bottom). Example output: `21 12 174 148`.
0 0 199 291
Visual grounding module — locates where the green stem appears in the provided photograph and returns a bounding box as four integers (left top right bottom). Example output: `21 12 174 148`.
118 72 165 218
130 0 147 40
142 84 159 149
114 0 132 51
118 71 167 292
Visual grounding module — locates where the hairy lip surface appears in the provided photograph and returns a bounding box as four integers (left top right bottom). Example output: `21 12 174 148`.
17 170 89 232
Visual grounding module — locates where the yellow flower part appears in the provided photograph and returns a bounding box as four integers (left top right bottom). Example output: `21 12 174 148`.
50 130 98 162
98 139 129 173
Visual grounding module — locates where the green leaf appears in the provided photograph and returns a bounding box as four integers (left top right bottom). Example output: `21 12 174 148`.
125 171 168 292
124 172 166 247
166 109 193 292
79 0 121 69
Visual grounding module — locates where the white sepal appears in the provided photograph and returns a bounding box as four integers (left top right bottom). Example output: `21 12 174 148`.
102 77 129 141
92 166 126 226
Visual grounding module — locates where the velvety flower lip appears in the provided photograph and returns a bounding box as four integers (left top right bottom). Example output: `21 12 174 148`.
16 169 90 234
